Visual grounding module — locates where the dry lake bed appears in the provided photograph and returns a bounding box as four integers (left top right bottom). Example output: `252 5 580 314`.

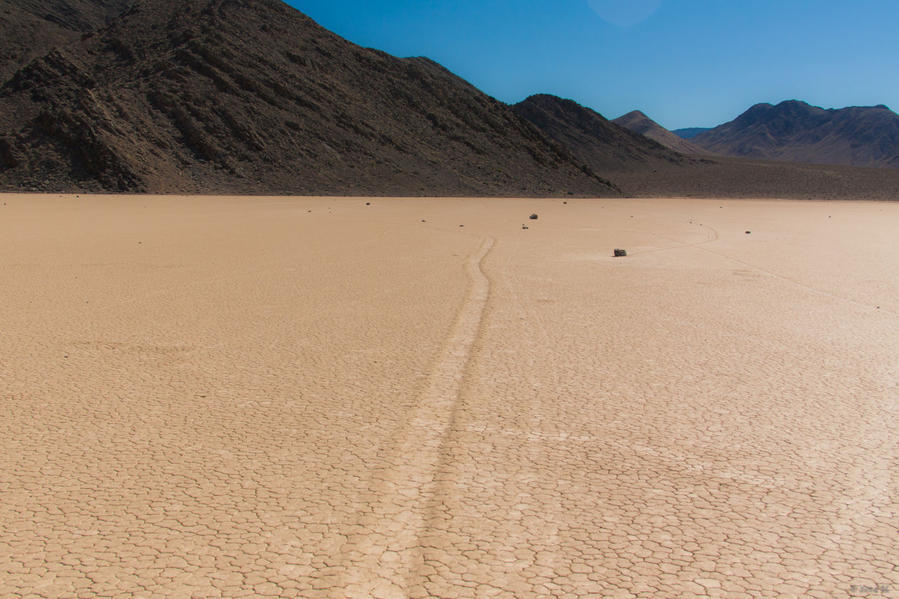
1 195 896 598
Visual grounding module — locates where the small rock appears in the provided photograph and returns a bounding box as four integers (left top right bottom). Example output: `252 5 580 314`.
459 224 464 227
529 214 538 220
365 202 371 205
745 230 751 234
522 225 529 230
614 249 627 257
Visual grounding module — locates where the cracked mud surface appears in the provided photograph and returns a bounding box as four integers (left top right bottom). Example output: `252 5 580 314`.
1 195 897 598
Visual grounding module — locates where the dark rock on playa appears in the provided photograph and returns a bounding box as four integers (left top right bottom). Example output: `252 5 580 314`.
614 249 627 257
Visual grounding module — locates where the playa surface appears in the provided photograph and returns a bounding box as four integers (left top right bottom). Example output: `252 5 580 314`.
1 195 896 598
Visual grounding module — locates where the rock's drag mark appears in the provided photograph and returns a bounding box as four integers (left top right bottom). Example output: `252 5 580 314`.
341 236 495 599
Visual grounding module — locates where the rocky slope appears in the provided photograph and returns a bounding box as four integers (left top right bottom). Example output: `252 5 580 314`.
0 0 620 195
691 100 899 168
0 0 132 82
613 110 705 155
513 95 689 174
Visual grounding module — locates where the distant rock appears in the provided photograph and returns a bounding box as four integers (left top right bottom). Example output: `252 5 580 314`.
614 249 627 257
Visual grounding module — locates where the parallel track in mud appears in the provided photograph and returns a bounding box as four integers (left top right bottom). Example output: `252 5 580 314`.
341 237 495 599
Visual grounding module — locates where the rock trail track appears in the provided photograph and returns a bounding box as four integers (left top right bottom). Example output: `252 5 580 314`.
341 236 495 598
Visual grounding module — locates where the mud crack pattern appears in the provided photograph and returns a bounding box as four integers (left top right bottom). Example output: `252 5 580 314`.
1 195 896 598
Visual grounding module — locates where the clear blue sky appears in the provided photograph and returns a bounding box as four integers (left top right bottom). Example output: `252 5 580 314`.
285 0 899 130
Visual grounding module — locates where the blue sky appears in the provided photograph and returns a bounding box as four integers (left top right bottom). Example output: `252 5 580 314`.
286 0 899 130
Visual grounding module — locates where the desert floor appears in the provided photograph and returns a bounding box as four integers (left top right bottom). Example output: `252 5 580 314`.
1 195 896 599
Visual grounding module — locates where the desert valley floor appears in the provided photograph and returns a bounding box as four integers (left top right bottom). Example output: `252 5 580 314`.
1 195 896 599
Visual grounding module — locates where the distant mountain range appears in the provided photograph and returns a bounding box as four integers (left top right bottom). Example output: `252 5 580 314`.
618 101 899 170
1 0 898 198
672 127 711 140
688 100 899 168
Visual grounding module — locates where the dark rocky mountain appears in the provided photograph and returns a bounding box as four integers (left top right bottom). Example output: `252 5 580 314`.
513 95 689 174
613 110 704 155
0 0 621 196
0 0 132 82
691 100 899 168
673 127 710 140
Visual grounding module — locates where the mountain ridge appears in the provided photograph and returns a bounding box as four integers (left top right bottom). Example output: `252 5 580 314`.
0 0 624 196
673 127 711 140
612 110 705 155
691 100 899 168
512 95 690 173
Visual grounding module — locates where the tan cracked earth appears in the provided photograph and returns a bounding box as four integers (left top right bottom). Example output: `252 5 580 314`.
1 195 896 599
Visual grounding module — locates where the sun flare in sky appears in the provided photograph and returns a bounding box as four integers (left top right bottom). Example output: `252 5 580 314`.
587 0 663 28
